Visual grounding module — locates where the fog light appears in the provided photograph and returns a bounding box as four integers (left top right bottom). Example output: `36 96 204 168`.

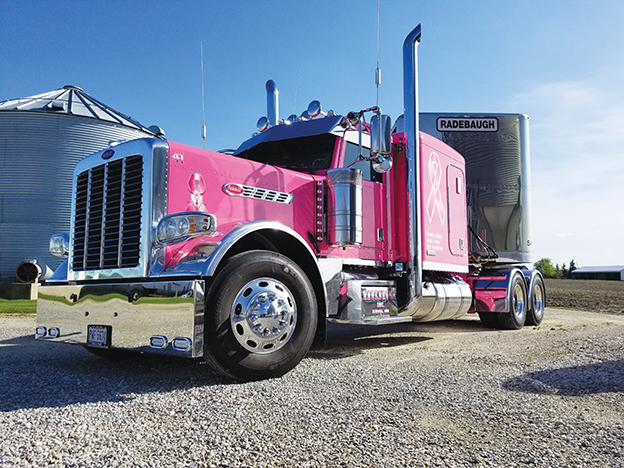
171 337 192 352
149 335 168 349
49 233 70 257
47 327 60 338
35 326 47 338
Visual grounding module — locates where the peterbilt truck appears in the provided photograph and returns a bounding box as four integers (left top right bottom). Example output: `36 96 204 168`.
36 25 545 381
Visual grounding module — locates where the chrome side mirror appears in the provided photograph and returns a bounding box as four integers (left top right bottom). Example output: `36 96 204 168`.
371 114 392 156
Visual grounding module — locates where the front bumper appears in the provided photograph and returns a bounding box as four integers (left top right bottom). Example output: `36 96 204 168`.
36 280 205 358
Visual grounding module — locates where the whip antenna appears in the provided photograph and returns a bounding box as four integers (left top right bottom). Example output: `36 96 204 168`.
201 41 207 149
375 0 381 109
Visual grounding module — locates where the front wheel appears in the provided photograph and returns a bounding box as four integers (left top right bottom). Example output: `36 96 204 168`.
204 251 318 381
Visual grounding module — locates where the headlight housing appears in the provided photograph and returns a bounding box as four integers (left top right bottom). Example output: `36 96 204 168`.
156 212 217 244
49 233 70 257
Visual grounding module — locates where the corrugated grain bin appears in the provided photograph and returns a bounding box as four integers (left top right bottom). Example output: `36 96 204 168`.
0 86 160 282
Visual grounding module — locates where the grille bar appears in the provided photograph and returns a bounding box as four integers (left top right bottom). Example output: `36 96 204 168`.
72 155 143 271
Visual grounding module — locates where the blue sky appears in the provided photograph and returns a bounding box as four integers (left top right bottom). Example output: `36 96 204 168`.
2 0 624 268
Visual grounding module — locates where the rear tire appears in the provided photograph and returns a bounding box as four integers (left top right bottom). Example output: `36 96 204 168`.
204 250 317 381
526 275 546 326
498 272 527 330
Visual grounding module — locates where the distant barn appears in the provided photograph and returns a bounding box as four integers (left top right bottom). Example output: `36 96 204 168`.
0 86 161 285
571 266 624 281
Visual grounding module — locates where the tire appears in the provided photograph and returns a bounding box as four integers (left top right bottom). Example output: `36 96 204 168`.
478 312 499 328
204 250 318 381
498 272 527 330
526 275 546 326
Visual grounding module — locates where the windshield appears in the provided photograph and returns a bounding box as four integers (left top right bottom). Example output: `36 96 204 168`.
236 134 336 172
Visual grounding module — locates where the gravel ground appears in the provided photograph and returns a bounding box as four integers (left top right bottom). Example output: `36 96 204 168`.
1 309 623 467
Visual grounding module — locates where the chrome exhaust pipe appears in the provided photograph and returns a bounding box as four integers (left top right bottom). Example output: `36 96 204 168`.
266 80 279 126
402 24 423 314
15 259 53 283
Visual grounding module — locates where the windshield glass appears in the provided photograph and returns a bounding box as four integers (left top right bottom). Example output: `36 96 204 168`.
236 134 336 172
343 141 383 183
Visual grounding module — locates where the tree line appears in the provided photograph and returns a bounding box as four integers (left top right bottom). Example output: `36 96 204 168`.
533 258 577 279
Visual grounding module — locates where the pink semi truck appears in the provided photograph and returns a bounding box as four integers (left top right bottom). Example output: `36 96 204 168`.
36 25 545 381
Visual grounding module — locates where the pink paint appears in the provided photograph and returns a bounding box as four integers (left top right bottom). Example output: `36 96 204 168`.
165 141 317 267
464 275 508 313
419 132 468 273
162 131 469 270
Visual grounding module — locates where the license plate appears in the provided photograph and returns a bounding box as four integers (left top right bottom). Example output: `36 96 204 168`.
87 325 111 348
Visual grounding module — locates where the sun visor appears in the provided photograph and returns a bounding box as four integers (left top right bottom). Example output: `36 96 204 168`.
235 115 344 154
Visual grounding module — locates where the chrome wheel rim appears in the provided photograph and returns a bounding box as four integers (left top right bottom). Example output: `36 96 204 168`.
533 283 544 320
513 283 526 321
230 277 297 354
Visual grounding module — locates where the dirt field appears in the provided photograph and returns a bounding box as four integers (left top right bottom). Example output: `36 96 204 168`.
545 278 624 315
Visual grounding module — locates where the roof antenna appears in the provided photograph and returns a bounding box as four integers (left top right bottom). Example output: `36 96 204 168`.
375 0 381 109
201 41 207 149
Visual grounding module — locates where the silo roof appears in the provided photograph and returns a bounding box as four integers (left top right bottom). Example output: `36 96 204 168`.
0 85 158 134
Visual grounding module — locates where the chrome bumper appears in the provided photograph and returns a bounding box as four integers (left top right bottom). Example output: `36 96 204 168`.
36 280 205 358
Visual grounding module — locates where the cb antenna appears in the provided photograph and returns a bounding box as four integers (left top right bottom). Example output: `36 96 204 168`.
375 0 381 109
201 41 207 149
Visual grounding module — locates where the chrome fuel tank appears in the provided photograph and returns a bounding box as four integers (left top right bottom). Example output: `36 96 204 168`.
406 276 473 322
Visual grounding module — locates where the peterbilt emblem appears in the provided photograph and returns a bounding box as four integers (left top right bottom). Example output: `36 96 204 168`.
102 149 114 160
223 183 244 195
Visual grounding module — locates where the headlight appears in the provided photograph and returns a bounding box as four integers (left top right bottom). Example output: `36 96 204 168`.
156 212 217 244
49 233 70 257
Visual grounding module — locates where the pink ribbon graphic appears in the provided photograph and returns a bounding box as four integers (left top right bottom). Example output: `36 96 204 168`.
187 173 207 211
426 151 446 225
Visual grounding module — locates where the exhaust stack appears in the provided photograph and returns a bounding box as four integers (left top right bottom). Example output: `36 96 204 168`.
266 80 279 126
15 259 53 283
402 24 423 312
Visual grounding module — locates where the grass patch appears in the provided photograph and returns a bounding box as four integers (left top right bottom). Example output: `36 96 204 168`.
0 299 37 314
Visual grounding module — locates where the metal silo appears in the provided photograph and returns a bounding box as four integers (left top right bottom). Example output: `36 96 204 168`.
0 85 161 284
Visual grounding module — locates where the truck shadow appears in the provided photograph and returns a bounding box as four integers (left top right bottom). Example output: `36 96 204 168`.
308 320 484 360
1 318 489 411
0 334 231 412
309 322 431 360
503 359 624 395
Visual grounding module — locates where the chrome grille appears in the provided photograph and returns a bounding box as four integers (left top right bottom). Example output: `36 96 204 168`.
72 155 143 271
240 185 293 204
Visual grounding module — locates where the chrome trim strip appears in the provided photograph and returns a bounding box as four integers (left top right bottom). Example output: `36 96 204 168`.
519 114 533 262
203 221 318 278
